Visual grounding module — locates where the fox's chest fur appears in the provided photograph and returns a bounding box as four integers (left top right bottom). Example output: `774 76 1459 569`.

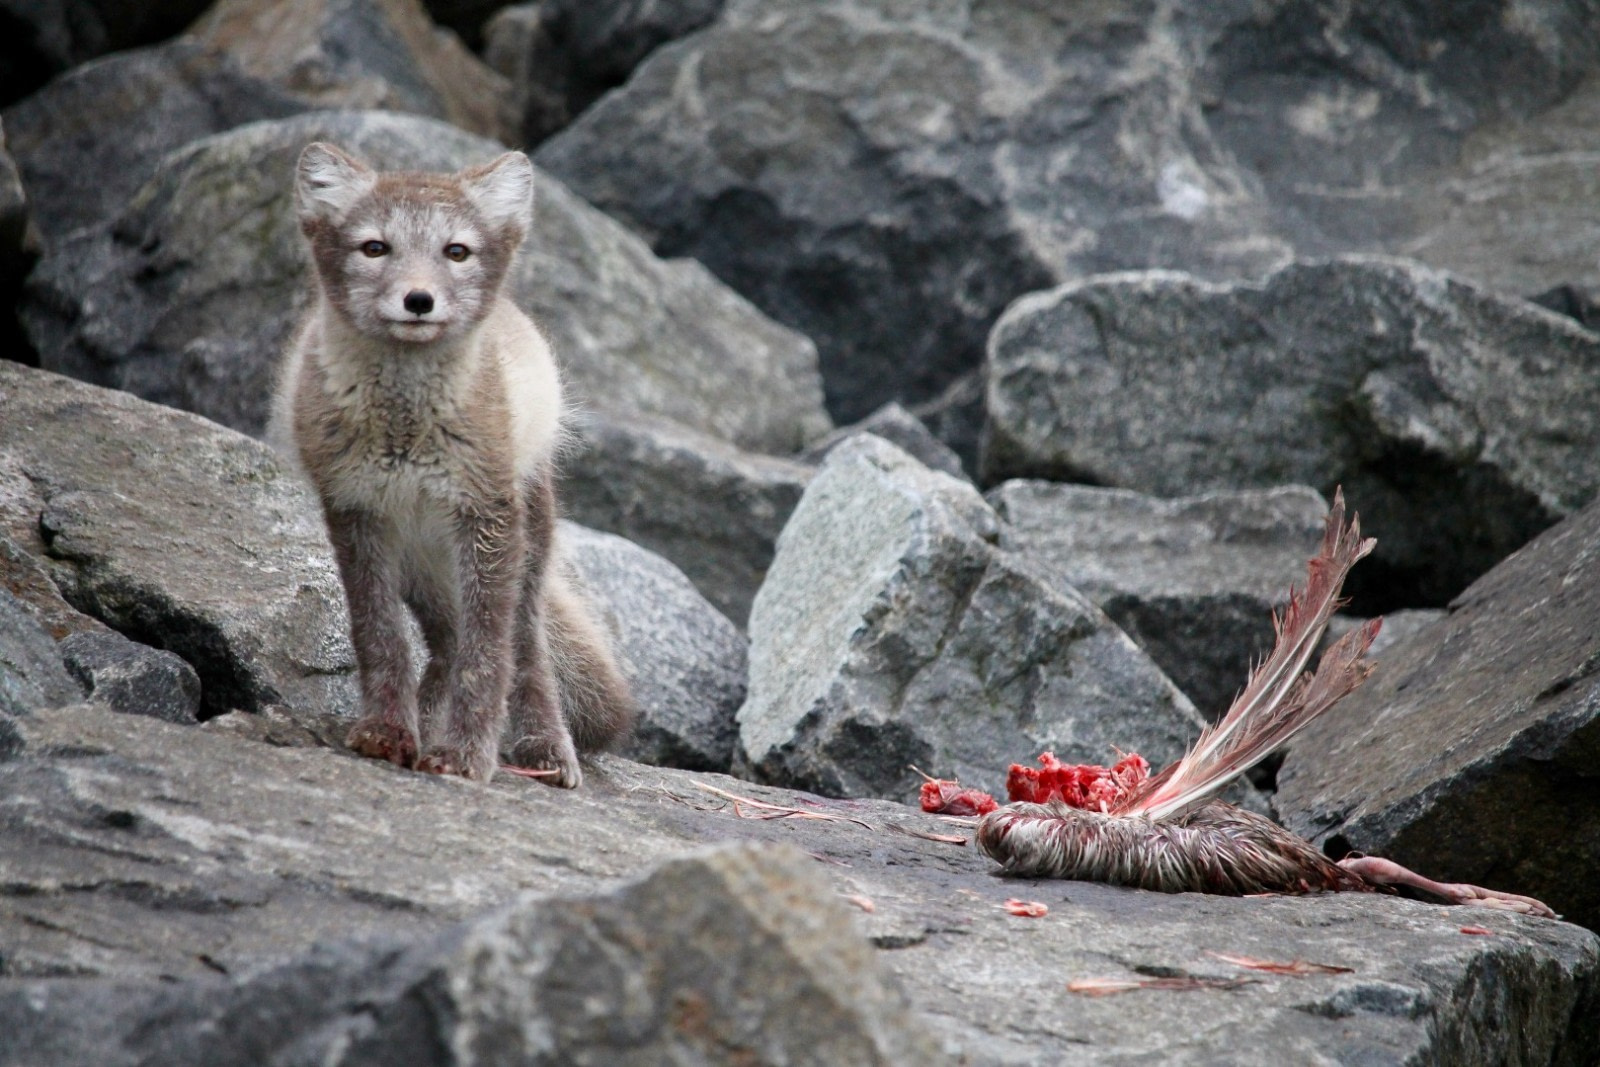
279 296 564 517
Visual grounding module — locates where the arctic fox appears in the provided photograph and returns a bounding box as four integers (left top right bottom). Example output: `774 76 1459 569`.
272 141 632 786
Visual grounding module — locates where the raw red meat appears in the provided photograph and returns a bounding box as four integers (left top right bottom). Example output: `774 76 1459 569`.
1005 752 1150 811
918 778 999 816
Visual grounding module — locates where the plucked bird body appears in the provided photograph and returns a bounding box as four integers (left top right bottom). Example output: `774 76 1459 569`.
975 491 1555 917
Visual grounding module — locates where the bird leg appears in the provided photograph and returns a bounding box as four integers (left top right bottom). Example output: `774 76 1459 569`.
1337 855 1556 918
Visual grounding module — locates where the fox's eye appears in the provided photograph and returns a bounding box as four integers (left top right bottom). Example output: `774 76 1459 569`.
360 240 389 258
444 243 471 262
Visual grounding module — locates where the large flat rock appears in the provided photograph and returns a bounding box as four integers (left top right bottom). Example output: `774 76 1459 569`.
1 699 1595 1064
0 361 356 720
1277 493 1600 933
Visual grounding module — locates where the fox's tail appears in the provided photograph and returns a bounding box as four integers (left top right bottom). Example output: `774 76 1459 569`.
545 558 636 752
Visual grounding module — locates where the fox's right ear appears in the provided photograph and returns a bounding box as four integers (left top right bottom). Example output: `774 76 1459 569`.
295 142 376 224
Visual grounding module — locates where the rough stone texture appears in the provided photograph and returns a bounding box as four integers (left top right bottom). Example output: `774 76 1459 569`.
2 841 936 1066
485 0 725 145
738 435 1208 802
423 0 520 48
983 257 1600 611
802 401 967 481
908 369 986 479
1 42 306 247
0 0 213 107
1277 493 1600 934
562 521 746 772
186 0 516 143
1326 608 1446 661
562 413 813 625
60 630 202 724
988 483 1327 720
2 699 1596 1064
0 533 107 641
0 361 358 721
22 109 829 454
0 119 36 366
534 0 1600 428
0 590 81 718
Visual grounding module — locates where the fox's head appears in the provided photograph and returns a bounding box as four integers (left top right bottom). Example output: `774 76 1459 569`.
294 142 534 345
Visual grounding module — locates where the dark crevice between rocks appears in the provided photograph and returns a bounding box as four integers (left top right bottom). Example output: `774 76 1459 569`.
1338 423 1561 615
659 173 1054 427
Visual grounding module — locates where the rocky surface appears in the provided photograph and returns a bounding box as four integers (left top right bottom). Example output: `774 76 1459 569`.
0 591 81 717
0 360 357 720
186 0 516 143
58 630 202 724
1 699 1596 1064
2 42 305 247
0 121 34 365
1277 493 1600 934
534 0 1600 429
562 521 746 772
738 435 1209 801
486 0 725 146
989 483 1327 720
983 257 1600 610
7 0 1600 1060
21 109 829 453
802 401 967 482
3 837 936 1066
562 413 813 625
0 0 213 107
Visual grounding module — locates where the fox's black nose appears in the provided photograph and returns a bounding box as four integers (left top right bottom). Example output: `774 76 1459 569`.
403 290 434 316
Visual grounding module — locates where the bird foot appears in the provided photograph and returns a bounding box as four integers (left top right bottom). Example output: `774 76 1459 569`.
1338 855 1557 919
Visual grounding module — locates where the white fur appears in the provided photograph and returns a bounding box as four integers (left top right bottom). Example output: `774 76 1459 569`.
462 152 535 234
296 143 376 223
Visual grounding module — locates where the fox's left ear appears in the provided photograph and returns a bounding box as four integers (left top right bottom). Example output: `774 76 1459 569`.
462 152 535 234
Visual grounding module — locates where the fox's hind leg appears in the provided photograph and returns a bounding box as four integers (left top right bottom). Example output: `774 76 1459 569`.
504 474 584 787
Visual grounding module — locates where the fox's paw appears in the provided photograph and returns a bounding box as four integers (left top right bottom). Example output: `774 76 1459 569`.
346 718 418 768
508 732 583 789
416 745 497 782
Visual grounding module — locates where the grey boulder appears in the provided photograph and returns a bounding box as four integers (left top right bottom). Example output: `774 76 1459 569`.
534 0 1600 427
0 590 82 718
486 0 726 145
562 521 746 772
59 630 202 724
737 434 1208 801
982 257 1600 609
3 841 935 1067
0 0 212 106
3 42 305 247
989 482 1328 720
185 0 516 143
0 361 356 720
562 413 813 625
802 401 968 482
23 108 829 454
1276 491 1600 933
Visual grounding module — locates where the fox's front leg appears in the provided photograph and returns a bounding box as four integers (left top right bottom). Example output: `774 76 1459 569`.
327 506 419 768
415 494 522 781
506 473 583 788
